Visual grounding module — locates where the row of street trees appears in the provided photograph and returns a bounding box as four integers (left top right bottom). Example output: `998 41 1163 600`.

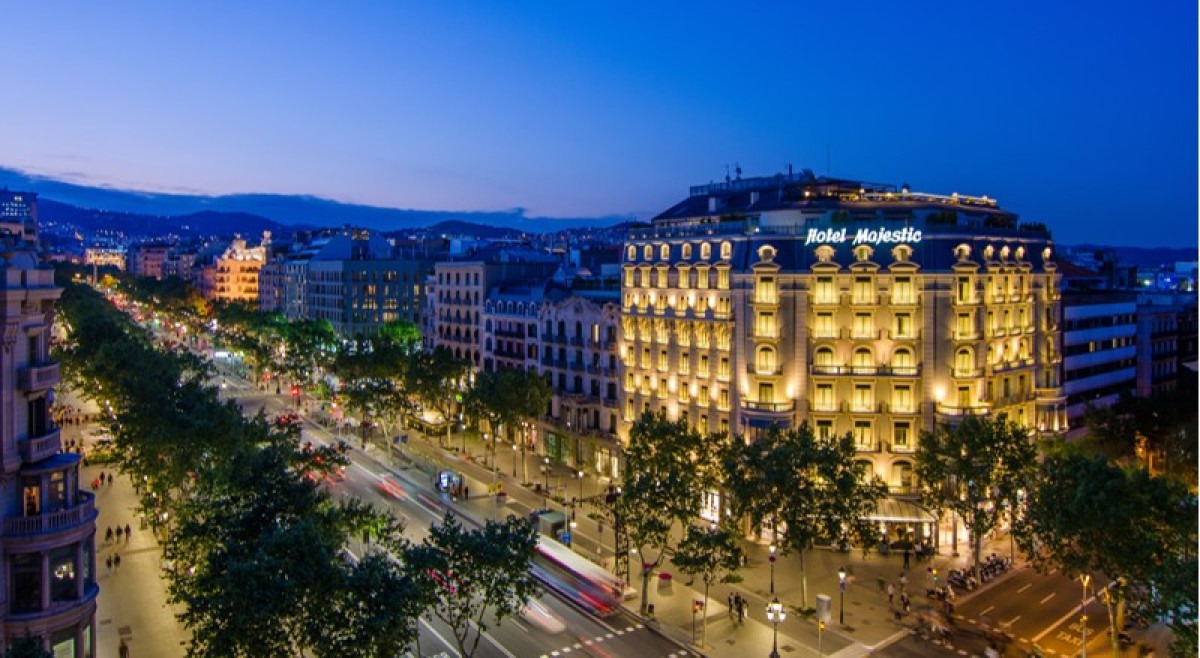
57 271 540 658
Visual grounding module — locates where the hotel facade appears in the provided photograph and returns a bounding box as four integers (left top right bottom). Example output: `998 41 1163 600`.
619 170 1065 547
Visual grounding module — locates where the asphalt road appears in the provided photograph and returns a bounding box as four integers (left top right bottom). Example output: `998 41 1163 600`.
223 378 689 658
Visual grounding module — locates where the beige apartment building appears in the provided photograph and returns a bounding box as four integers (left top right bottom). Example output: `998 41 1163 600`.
620 170 1065 548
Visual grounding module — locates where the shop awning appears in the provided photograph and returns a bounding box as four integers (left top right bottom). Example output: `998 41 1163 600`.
867 498 936 523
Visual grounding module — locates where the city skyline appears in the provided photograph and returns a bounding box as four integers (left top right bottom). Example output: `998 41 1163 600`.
1 2 1195 248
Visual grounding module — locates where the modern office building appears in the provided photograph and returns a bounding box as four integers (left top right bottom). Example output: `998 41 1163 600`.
620 169 1064 545
1 232 97 653
1136 291 1199 397
1059 290 1137 428
0 189 39 244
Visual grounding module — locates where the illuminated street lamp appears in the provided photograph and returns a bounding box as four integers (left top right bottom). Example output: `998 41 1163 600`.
511 443 519 477
769 544 777 594
1079 574 1091 658
765 597 785 658
838 567 846 625
576 470 585 500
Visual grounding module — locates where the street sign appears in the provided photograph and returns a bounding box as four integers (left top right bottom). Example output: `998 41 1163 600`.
816 594 832 623
692 600 704 613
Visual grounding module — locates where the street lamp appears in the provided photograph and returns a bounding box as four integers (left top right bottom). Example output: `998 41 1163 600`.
765 597 785 658
511 443 519 478
769 544 777 594
542 457 550 501
577 470 585 500
1079 574 1091 658
838 567 846 626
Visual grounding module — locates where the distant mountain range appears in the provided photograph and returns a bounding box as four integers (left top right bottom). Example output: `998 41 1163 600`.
0 166 631 234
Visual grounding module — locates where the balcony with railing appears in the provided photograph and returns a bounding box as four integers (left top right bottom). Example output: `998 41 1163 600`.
854 440 881 453
752 290 780 305
935 402 991 417
741 399 796 413
4 491 96 538
749 363 783 376
952 367 983 379
889 441 916 454
18 427 61 463
889 484 920 497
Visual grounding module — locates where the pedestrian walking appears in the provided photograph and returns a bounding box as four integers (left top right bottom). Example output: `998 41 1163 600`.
903 548 911 569
105 526 114 543
107 473 113 486
464 485 470 500
899 572 908 591
119 638 130 658
114 553 121 571
106 555 112 574
902 592 911 613
115 525 124 541
887 583 895 605
728 592 735 619
737 595 746 623
125 523 132 541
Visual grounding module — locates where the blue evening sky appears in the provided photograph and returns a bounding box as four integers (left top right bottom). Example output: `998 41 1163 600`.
0 1 1194 247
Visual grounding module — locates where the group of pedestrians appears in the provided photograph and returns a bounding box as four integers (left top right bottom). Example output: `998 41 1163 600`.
91 471 115 491
726 592 747 624
105 523 133 544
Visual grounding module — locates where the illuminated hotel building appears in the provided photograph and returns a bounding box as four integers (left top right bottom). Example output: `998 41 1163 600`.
619 170 1066 543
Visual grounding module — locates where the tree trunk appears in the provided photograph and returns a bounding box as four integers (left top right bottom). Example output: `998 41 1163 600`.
641 566 652 616
972 529 981 584
701 581 710 647
799 548 809 610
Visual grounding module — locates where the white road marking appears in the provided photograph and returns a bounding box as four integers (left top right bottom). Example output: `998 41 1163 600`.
981 605 995 615
1032 593 1099 644
1017 584 1032 593
605 633 615 638
419 618 462 658
625 626 635 633
1040 592 1056 605
1003 615 1021 626
573 643 581 649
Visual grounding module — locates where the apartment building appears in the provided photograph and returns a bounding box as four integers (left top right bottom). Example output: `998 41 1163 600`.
127 244 171 280
1060 290 1137 428
1136 291 1199 397
2 239 97 654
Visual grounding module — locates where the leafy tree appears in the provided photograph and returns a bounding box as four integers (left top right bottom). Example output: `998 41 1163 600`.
378 320 422 354
465 367 552 475
1084 381 1198 488
406 347 470 448
723 424 886 610
915 413 1037 580
404 513 540 658
3 633 53 658
671 520 744 647
616 413 721 615
279 318 337 386
1016 453 1197 658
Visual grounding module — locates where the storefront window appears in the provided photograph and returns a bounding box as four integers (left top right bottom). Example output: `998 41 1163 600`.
11 552 41 613
51 628 74 658
50 545 77 602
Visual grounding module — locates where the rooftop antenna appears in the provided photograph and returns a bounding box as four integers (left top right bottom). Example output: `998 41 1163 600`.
735 163 742 180
724 164 731 184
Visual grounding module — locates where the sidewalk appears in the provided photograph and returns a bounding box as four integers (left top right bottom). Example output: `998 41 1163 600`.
60 397 189 658
386 425 1028 658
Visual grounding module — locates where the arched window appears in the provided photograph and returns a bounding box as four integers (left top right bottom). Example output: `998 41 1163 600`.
955 348 973 373
627 245 637 261
720 241 732 260
853 347 873 368
643 245 653 260
756 346 776 373
700 242 711 260
856 460 876 479
814 347 835 367
660 244 670 260
892 462 914 490
682 243 693 259
893 348 914 369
